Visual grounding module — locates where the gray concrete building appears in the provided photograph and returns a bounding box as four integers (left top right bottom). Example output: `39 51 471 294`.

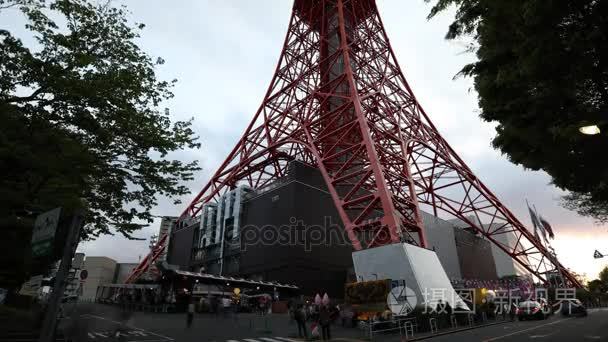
484 223 532 278
157 216 177 262
80 256 117 301
421 212 462 280
113 263 138 284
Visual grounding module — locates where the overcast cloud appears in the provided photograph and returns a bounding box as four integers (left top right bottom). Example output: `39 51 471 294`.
4 1 607 279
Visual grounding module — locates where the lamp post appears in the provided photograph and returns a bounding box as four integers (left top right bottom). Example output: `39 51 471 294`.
579 125 601 135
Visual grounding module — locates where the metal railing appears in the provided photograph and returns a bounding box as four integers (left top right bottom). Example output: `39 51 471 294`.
363 316 418 341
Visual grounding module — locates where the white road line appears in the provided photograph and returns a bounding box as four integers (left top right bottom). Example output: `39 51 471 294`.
243 339 262 342
226 340 242 342
259 338 283 342
482 317 574 341
274 338 299 342
82 313 174 341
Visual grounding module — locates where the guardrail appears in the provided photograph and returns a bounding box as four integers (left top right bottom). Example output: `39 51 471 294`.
361 316 419 341
361 312 480 341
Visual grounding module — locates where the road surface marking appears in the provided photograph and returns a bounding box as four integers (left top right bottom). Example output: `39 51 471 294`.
584 336 601 340
81 314 174 341
226 340 242 342
259 338 283 342
482 318 573 341
274 338 299 342
243 339 262 342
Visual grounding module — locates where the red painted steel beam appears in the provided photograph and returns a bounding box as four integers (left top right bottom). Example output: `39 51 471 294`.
178 0 581 288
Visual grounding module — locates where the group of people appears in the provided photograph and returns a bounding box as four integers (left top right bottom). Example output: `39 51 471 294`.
291 303 333 340
186 295 237 328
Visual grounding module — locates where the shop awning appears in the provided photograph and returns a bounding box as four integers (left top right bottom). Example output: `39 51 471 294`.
171 270 299 290
100 284 160 289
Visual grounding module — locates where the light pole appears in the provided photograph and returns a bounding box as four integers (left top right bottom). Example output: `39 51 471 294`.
579 125 601 135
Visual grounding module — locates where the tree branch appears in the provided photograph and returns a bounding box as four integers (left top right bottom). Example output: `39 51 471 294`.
4 87 47 103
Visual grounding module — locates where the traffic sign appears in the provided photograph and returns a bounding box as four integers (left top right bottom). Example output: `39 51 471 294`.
31 208 61 257
80 270 88 280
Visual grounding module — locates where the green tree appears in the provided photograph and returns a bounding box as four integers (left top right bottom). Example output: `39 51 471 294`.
587 279 605 293
0 0 200 284
426 0 608 223
586 266 608 293
600 265 608 284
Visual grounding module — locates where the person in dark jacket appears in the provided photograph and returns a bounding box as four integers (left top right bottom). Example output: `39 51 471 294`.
186 298 195 328
319 305 331 341
294 304 308 339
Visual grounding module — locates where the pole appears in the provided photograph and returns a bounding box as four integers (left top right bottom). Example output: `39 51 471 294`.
39 212 83 342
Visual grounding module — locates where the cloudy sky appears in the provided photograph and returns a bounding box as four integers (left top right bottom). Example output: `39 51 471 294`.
5 1 607 279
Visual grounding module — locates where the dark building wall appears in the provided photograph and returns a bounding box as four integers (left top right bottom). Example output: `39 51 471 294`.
167 224 195 270
240 161 354 298
453 228 498 280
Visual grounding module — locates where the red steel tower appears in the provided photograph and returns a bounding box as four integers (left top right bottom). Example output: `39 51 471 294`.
173 0 580 287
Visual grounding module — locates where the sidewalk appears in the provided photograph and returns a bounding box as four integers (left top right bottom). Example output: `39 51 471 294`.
329 316 512 342
407 318 509 341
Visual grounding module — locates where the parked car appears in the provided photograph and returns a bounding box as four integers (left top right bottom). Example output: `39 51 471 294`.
560 299 587 317
517 300 549 320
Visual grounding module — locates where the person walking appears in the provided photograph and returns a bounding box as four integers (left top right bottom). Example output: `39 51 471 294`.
258 295 268 315
222 296 232 318
509 302 517 321
186 298 195 328
210 295 219 316
294 303 308 339
319 305 331 341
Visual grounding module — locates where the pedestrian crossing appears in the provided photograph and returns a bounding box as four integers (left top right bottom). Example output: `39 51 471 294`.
226 337 300 342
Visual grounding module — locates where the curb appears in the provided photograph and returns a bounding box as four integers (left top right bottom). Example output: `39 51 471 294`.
408 319 510 341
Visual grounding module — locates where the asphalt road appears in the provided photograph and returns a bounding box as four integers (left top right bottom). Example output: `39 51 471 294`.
54 303 608 342
425 308 608 342
58 303 337 342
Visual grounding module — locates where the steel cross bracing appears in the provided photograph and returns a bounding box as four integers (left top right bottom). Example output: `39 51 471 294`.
125 234 168 284
177 0 581 288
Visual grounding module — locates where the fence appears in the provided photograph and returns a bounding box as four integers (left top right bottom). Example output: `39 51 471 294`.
360 311 483 341
361 316 419 341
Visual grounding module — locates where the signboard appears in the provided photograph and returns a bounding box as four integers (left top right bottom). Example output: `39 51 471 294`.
19 275 43 297
31 208 61 257
73 253 85 269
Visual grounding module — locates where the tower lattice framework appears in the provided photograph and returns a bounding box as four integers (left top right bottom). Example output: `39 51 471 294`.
177 0 581 287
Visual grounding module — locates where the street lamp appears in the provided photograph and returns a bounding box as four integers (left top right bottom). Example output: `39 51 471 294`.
579 125 601 135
